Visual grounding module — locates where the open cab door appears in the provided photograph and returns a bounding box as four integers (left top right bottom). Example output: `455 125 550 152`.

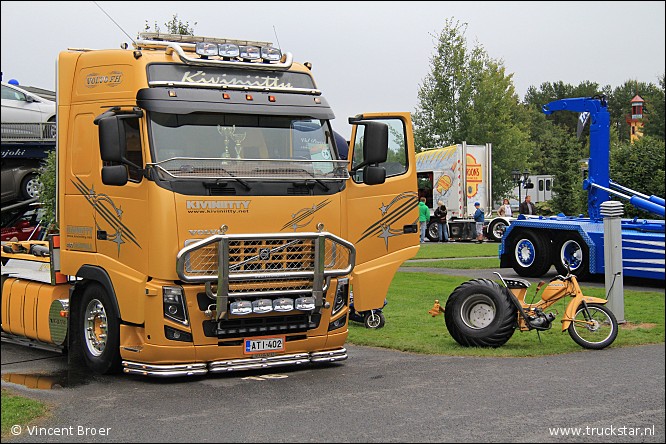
345 112 420 311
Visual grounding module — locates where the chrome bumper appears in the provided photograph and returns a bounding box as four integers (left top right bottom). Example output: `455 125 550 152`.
122 348 347 377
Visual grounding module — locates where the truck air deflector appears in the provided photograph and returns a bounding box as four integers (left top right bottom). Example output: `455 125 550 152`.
136 88 334 119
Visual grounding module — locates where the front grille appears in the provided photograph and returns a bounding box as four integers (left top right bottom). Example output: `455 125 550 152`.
178 233 354 283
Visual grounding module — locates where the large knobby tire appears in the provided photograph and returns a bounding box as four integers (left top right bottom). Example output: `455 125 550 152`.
567 303 618 350
510 230 552 277
444 279 517 347
78 283 121 374
553 233 590 281
487 218 509 242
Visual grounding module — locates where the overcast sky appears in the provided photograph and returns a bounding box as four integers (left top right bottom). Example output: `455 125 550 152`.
2 1 664 136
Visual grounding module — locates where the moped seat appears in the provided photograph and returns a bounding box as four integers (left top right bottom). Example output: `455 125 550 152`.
504 278 531 289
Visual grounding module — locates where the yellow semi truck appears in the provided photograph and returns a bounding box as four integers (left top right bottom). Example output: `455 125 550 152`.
0 33 419 377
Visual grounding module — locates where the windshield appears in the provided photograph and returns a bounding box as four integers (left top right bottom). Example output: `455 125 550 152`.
147 113 348 181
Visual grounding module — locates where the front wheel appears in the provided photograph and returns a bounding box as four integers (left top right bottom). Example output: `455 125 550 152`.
364 311 385 329
78 284 121 374
444 279 517 347
568 303 618 350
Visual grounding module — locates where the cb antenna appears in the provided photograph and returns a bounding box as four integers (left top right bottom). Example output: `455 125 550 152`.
93 1 136 45
273 25 282 50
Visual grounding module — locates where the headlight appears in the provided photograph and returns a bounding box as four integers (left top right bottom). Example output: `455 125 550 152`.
163 286 189 325
332 278 349 315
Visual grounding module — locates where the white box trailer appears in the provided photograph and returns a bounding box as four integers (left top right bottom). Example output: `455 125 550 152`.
416 142 509 241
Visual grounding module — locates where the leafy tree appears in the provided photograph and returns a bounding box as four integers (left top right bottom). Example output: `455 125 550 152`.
610 135 665 218
413 19 531 201
643 74 665 140
144 14 197 35
37 149 57 230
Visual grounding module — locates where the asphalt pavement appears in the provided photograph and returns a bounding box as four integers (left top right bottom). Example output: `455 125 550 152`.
2 341 664 443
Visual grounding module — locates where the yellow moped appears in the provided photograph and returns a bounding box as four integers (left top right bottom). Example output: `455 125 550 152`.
430 267 618 349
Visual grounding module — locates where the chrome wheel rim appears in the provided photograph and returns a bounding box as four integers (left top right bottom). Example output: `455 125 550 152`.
84 299 108 356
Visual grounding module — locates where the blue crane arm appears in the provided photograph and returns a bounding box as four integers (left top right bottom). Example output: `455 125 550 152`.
542 96 607 115
542 97 610 220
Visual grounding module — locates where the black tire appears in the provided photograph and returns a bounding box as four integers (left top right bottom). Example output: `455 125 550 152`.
509 230 552 277
553 233 590 281
444 279 517 347
426 221 439 242
487 218 509 242
364 311 386 329
20 173 41 200
567 303 618 350
78 283 121 374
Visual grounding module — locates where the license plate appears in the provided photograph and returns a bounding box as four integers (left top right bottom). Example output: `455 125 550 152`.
244 336 285 355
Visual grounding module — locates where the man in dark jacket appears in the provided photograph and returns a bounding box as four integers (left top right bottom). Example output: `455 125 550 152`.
519 195 537 215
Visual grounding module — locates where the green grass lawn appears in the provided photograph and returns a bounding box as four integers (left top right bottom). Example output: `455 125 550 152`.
1 389 47 438
402 257 500 269
414 241 499 259
347 272 665 357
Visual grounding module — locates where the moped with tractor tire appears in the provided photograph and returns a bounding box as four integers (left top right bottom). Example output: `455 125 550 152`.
429 264 618 349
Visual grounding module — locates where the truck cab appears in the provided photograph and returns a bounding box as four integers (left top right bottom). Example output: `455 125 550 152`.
1 33 419 377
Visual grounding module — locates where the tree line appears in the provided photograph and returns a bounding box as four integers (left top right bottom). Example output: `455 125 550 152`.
413 19 665 218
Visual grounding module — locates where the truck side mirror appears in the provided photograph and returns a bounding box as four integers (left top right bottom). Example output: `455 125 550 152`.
349 119 389 174
361 120 388 166
101 165 129 186
98 116 127 163
363 165 386 185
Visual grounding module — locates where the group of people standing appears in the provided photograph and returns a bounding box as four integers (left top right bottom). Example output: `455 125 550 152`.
418 198 449 243
417 195 538 244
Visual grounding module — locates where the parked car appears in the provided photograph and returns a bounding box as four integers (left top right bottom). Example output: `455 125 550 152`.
1 202 44 241
1 159 42 204
1 81 56 138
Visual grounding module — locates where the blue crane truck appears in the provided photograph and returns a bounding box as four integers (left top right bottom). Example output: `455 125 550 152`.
499 96 665 281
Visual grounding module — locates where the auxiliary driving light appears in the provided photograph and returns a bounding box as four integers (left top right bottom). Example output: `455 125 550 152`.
195 42 219 57
218 43 240 58
252 299 273 314
261 46 282 62
295 297 315 311
273 298 294 312
239 45 261 60
230 300 253 315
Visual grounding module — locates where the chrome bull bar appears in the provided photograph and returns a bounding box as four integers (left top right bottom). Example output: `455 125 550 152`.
175 232 355 320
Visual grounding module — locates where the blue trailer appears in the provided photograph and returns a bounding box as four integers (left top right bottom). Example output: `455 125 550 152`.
499 97 665 281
